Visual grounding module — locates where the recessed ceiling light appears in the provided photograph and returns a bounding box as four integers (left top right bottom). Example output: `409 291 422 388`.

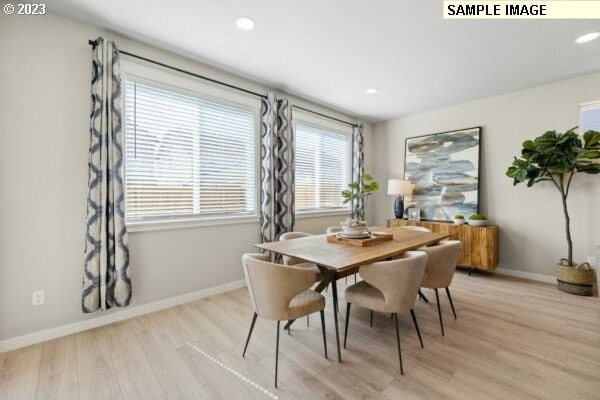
575 31 600 44
235 17 256 31
366 88 379 94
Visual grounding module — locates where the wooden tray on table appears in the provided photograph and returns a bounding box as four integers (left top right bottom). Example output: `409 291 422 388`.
327 232 393 247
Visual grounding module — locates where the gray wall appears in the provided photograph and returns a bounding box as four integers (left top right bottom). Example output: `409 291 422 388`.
371 72 600 276
0 12 373 341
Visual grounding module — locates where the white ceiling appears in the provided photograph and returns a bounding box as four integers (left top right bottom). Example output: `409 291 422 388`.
47 0 600 121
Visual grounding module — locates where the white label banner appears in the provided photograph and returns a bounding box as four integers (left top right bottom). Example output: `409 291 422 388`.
443 1 600 19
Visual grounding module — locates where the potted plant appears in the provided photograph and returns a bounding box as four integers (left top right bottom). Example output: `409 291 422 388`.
341 172 380 223
506 129 600 295
467 214 488 226
453 214 465 225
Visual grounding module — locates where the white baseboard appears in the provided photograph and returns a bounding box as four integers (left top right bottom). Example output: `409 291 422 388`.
0 279 246 353
495 268 556 284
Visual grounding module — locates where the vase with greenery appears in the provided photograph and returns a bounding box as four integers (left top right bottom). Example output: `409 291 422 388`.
506 129 600 268
341 172 380 222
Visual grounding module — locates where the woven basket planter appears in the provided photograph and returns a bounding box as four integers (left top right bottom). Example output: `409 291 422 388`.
556 259 594 296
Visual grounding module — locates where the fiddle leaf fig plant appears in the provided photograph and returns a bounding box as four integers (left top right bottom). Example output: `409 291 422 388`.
341 172 380 221
506 129 600 266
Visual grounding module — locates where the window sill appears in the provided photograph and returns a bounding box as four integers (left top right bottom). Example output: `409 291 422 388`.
295 209 352 219
127 215 260 233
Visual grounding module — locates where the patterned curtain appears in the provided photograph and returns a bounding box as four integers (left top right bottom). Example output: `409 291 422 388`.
352 123 365 220
260 93 295 244
82 37 131 313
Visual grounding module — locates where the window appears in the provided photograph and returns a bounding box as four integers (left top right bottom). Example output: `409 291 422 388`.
122 61 259 226
580 101 600 132
294 115 353 213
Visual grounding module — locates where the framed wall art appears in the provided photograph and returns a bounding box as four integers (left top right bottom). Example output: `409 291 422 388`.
404 127 481 222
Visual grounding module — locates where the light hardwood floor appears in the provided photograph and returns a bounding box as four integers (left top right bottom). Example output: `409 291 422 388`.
1 272 600 400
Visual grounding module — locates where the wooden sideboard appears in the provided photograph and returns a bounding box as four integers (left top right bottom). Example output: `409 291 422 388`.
387 219 499 272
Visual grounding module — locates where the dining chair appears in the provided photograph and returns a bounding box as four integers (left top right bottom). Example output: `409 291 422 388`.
279 231 323 326
399 225 431 232
419 240 462 336
343 251 428 374
326 226 358 285
241 253 328 387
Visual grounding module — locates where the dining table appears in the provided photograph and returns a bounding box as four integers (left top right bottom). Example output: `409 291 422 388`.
254 226 451 362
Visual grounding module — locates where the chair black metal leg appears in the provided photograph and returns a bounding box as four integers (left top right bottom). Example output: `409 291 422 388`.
435 288 444 337
410 309 424 348
393 313 404 374
320 310 328 359
242 312 258 357
445 287 457 320
418 289 430 303
343 302 351 348
354 273 357 284
307 314 310 327
275 320 280 388
370 310 373 327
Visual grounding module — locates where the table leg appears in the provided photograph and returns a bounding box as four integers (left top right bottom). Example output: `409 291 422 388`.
330 278 342 362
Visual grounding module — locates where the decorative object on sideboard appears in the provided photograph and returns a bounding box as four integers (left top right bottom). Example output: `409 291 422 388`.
341 172 380 221
506 128 600 295
387 179 414 219
467 214 488 226
407 208 421 221
453 214 465 225
404 127 481 222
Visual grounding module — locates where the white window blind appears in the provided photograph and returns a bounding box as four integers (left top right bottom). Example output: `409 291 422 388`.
124 80 257 223
580 101 600 132
294 121 352 212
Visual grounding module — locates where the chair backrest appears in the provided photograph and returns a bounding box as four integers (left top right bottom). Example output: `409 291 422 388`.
419 240 462 289
358 251 428 313
399 225 431 232
279 231 312 266
326 226 343 234
242 253 316 320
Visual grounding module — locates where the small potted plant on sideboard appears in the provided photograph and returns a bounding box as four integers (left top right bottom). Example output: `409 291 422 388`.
467 214 489 227
453 215 465 225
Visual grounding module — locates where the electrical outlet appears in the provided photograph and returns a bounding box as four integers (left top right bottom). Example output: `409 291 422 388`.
588 256 597 267
32 290 44 306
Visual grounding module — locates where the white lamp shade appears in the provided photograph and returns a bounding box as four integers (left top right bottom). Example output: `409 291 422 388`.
387 179 414 195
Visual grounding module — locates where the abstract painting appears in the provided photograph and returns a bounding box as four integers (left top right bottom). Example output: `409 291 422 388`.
404 127 481 221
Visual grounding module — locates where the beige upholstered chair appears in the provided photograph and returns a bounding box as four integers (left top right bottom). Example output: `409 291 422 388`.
279 232 323 325
420 240 462 336
344 251 428 374
399 225 431 232
241 253 327 387
279 232 320 274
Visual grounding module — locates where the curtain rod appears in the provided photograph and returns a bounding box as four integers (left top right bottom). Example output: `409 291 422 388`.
292 105 358 128
88 39 266 99
88 39 358 128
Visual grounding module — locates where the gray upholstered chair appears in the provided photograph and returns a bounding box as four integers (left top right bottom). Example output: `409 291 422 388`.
420 240 462 336
399 225 431 232
241 253 327 387
343 251 428 374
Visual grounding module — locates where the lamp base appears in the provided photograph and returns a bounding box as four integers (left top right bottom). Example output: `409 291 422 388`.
394 196 404 219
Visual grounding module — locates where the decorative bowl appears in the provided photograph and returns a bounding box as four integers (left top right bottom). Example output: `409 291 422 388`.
468 219 488 227
453 218 465 226
340 218 367 234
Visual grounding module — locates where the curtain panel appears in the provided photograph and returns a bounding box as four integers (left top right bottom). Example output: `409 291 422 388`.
352 123 365 220
260 93 295 244
82 37 131 313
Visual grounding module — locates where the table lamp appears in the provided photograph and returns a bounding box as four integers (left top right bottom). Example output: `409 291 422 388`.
387 179 414 219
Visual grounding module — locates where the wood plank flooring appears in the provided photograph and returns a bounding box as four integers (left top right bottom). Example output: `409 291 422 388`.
1 272 599 400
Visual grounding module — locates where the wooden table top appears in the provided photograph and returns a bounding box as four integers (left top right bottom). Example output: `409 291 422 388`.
255 227 450 273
